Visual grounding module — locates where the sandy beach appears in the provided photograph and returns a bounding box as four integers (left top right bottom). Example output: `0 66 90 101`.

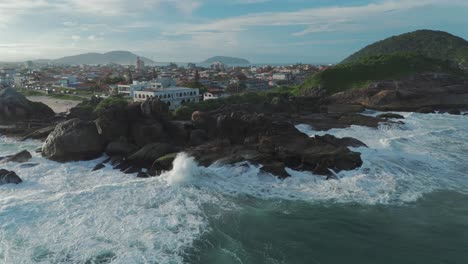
27 96 81 113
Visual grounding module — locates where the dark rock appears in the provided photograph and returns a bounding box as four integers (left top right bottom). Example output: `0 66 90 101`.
140 97 169 121
152 153 177 171
94 104 129 143
447 109 461 115
147 168 158 177
130 121 167 147
35 148 42 153
0 150 32 164
377 113 405 119
102 157 112 164
21 125 56 141
19 163 40 168
190 129 209 146
314 135 368 148
114 161 131 171
123 166 141 174
105 140 138 156
92 163 105 172
136 172 149 178
0 88 54 124
261 162 290 179
192 111 217 137
42 118 106 162
128 143 178 167
417 107 435 114
0 169 22 185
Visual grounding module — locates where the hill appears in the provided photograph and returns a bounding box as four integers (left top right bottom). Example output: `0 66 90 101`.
46 51 154 65
342 30 468 67
202 56 250 65
300 53 466 95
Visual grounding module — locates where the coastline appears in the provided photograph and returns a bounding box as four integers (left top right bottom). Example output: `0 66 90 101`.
27 96 81 114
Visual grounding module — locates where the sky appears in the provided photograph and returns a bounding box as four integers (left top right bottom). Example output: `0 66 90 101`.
0 0 468 63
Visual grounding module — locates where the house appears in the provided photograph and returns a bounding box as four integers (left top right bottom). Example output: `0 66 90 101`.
204 88 229 100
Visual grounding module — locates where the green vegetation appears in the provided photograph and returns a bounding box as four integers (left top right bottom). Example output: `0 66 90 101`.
342 30 468 67
17 89 44 97
300 53 466 95
94 96 129 115
49 94 84 101
173 92 282 120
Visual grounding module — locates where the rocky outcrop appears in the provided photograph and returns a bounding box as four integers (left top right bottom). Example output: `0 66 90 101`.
329 73 468 112
42 118 105 162
188 112 365 178
0 88 54 124
0 169 22 185
0 150 32 164
377 113 405 119
21 125 57 141
128 143 179 167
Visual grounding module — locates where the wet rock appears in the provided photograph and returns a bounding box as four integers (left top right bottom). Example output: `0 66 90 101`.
21 125 57 141
190 129 209 146
377 113 405 119
261 162 290 179
447 109 461 115
123 166 141 174
152 153 177 171
0 169 22 185
92 163 105 172
130 121 167 147
94 104 129 143
0 150 32 164
128 143 178 167
136 172 149 178
417 107 435 114
42 118 106 162
105 140 138 156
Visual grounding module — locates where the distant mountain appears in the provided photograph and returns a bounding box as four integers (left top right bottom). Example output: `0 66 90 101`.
38 51 154 65
342 30 468 67
202 56 250 65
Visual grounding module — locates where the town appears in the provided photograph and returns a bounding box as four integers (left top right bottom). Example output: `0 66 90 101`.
0 57 328 109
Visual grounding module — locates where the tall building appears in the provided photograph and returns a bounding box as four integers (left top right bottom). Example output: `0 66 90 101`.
136 57 145 72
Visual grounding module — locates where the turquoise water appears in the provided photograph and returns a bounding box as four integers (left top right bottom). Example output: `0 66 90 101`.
0 112 467 263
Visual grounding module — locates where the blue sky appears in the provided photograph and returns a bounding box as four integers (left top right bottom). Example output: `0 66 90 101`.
1 0 467 63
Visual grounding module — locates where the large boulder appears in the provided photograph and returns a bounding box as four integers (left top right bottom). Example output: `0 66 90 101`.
0 169 22 185
128 143 179 167
130 121 167 147
140 97 169 121
0 88 54 124
42 118 105 162
105 139 138 156
0 150 32 164
21 125 57 141
94 104 129 143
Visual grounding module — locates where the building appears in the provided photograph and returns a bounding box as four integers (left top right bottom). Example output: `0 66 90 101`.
136 57 145 72
133 87 200 110
272 73 292 81
211 61 226 72
245 78 270 91
203 88 229 100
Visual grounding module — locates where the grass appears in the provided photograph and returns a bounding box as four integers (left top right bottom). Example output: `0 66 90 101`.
17 89 44 97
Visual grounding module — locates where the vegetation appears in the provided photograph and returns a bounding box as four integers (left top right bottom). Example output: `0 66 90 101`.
94 95 129 115
300 53 466 95
342 30 468 67
17 89 44 97
49 94 84 101
173 92 283 120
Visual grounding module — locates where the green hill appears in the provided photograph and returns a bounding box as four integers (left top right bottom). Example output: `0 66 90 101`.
342 30 468 67
300 53 465 95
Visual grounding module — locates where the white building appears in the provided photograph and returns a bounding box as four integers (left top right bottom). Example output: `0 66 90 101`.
133 87 200 110
211 61 226 72
203 89 229 100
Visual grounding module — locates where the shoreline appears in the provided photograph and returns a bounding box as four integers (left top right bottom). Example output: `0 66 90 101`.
27 96 81 114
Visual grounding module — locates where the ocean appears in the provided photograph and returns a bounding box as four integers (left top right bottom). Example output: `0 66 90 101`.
0 111 467 263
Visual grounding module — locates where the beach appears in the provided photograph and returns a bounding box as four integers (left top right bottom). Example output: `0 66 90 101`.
27 96 81 113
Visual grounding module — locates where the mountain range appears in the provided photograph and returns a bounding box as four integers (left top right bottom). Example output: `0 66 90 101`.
33 51 154 65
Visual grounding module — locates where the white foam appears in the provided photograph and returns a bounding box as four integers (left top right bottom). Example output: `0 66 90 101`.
0 112 467 262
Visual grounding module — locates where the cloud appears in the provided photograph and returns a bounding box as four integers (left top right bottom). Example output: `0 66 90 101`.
165 0 468 37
